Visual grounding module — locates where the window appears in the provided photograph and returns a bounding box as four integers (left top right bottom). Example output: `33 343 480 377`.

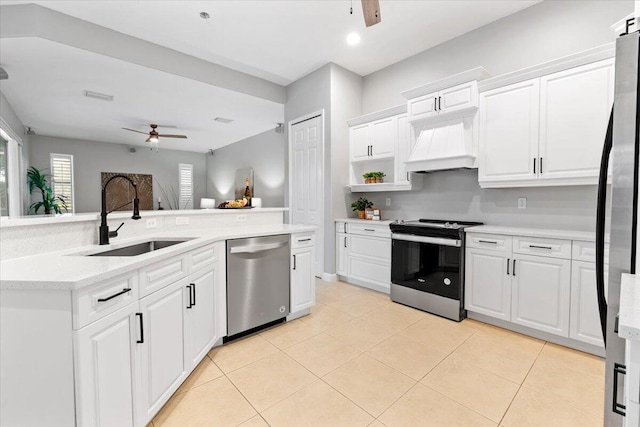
0 133 8 217
50 153 74 213
178 163 194 210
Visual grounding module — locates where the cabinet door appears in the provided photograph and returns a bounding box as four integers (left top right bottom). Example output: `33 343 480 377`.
440 81 477 114
396 114 412 184
350 123 371 161
570 261 607 347
74 303 137 427
408 91 439 121
511 254 571 336
184 267 216 371
478 79 540 184
336 232 348 277
465 248 511 321
291 247 315 313
371 116 396 159
539 59 614 182
137 279 187 425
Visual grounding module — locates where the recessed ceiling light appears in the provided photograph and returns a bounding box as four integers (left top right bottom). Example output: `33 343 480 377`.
346 32 361 46
84 90 114 102
199 11 210 19
214 117 234 124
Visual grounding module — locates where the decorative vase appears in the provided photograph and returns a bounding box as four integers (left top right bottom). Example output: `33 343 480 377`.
356 210 366 219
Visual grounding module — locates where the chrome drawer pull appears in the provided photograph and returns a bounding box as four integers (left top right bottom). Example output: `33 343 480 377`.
97 288 131 303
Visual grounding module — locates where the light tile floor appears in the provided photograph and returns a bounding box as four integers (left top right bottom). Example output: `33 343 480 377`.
150 279 605 427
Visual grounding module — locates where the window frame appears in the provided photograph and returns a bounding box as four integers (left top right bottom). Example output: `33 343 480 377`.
49 152 75 214
178 163 194 210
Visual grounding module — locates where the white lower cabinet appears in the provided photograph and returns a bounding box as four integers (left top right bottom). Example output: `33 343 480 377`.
291 233 316 314
184 267 217 371
511 254 571 336
570 261 608 347
74 303 138 427
138 278 188 425
336 232 348 277
465 248 511 321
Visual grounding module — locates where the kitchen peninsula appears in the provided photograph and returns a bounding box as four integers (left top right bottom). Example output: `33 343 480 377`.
0 208 316 427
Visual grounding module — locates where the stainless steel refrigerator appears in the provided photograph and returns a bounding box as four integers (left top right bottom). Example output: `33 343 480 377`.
597 29 640 427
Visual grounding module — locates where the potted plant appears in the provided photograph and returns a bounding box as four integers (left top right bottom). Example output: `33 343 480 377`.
373 172 386 183
351 197 373 219
27 166 68 214
363 172 374 184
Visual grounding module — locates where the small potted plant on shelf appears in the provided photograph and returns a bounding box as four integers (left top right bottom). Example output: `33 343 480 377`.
351 197 373 219
363 172 373 184
373 172 386 183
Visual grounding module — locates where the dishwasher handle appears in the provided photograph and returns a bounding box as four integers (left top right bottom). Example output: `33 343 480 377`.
229 241 288 254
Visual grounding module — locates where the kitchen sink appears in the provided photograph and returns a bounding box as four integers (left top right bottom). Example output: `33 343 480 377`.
88 239 192 257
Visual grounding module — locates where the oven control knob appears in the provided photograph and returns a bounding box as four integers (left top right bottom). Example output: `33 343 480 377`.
444 278 451 286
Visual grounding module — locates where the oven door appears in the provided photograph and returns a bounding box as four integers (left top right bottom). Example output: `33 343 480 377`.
391 233 462 300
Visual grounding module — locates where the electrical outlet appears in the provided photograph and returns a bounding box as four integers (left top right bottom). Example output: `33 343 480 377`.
385 198 391 207
518 197 527 209
236 215 247 222
145 218 157 229
175 217 189 226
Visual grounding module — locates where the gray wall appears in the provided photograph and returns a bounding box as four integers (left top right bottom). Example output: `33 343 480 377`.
206 128 285 207
347 0 632 232
362 0 632 113
28 135 206 213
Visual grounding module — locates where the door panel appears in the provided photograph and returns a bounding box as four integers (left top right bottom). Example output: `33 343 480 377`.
185 268 216 370
291 248 314 312
440 81 476 113
570 261 607 347
465 249 511 321
371 117 395 158
350 124 370 161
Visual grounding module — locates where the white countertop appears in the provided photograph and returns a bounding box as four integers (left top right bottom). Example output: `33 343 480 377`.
619 273 640 341
335 218 394 225
465 225 599 242
0 224 314 291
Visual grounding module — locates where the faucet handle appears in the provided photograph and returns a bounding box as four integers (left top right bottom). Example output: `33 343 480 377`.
108 222 125 238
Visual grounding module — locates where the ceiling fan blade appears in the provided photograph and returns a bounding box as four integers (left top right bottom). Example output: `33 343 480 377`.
122 128 150 135
361 0 381 27
158 134 188 139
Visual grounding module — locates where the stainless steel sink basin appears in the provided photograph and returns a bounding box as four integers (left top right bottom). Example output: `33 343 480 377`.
88 239 191 257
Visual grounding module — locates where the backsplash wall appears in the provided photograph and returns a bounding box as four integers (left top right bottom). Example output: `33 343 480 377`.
351 169 602 232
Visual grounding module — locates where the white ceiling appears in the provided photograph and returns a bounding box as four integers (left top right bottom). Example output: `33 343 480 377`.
4 0 541 85
0 1 541 152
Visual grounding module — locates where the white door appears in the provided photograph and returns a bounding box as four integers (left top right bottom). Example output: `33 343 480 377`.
137 279 187 426
184 267 216 371
291 247 315 312
511 254 571 336
74 303 137 427
440 81 477 114
465 248 512 321
395 114 412 184
570 261 608 347
478 79 540 184
539 59 614 181
350 124 370 161
371 116 396 159
336 232 348 277
290 114 324 277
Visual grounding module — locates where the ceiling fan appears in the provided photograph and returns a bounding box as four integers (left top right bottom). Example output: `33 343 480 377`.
122 124 187 146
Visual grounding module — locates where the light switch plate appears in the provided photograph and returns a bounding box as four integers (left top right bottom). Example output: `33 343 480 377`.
385 198 391 207
146 218 157 229
175 217 189 226
518 198 527 209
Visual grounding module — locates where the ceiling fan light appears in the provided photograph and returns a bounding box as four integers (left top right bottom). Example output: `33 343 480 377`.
147 135 159 143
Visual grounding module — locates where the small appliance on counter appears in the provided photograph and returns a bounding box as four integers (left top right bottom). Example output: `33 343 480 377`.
389 219 482 321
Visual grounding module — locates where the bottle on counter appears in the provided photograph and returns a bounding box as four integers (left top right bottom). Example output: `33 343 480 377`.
244 177 252 207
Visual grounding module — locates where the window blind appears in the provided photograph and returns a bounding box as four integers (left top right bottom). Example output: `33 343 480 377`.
178 163 194 210
50 153 74 213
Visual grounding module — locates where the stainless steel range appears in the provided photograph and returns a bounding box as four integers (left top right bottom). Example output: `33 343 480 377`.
390 219 482 321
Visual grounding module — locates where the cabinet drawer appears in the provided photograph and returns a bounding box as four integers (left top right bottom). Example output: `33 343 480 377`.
348 234 391 263
348 256 391 290
572 240 609 263
291 233 315 249
188 244 216 273
512 236 571 259
348 222 391 238
73 272 138 329
139 255 188 297
466 233 512 252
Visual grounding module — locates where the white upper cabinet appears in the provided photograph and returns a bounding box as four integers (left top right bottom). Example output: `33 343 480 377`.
538 59 614 181
407 91 439 121
350 123 370 161
478 79 540 184
395 114 412 185
478 55 614 188
371 117 396 158
407 81 478 122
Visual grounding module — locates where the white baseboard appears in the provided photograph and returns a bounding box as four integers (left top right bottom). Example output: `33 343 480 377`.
321 273 338 282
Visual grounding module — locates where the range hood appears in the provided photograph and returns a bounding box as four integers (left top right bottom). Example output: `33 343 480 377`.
405 117 476 172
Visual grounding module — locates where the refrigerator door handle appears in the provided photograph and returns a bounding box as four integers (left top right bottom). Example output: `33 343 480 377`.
613 363 627 416
596 106 614 346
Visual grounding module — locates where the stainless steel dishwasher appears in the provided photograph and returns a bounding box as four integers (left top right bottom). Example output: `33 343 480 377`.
226 234 290 337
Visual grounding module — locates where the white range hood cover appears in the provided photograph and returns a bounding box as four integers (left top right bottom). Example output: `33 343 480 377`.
405 119 475 172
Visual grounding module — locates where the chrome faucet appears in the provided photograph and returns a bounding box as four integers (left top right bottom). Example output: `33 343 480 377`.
100 175 141 245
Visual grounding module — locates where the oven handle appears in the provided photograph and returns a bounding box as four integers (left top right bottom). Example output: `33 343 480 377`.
391 233 461 247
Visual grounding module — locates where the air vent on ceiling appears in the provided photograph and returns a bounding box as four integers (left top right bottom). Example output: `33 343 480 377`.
84 90 114 102
214 117 234 124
